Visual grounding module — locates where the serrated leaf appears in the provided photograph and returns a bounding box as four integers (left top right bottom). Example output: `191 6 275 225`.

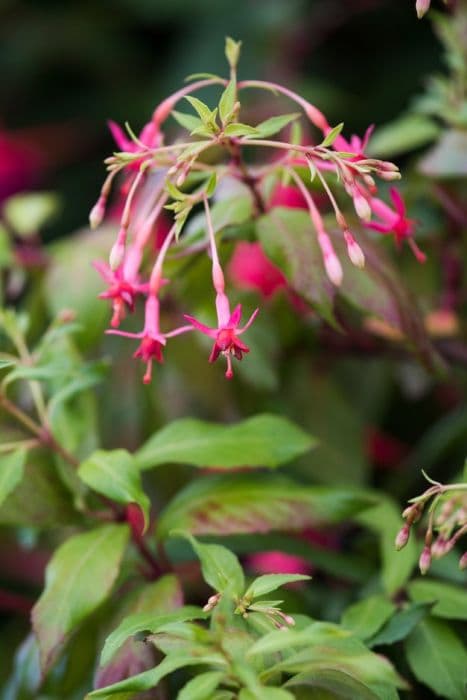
367 601 432 647
0 448 27 508
100 607 206 667
157 474 373 540
78 449 150 532
88 653 227 697
177 670 225 700
136 414 315 471
173 531 245 597
219 79 237 125
320 123 344 148
405 618 467 700
171 110 204 132
245 574 310 600
254 113 301 139
341 595 396 641
32 524 130 673
407 579 467 621
224 123 260 137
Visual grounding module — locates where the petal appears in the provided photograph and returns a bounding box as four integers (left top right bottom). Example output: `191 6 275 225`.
228 304 242 327
390 188 406 217
237 307 259 334
209 342 221 363
183 314 217 338
365 221 393 234
108 120 131 151
106 329 143 339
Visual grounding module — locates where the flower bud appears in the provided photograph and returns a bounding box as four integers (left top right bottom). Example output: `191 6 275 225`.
89 195 106 229
344 231 365 269
353 194 371 222
419 545 432 575
395 524 410 550
459 552 467 570
324 253 343 287
203 593 221 612
378 170 401 182
109 239 125 271
431 537 448 559
416 0 431 19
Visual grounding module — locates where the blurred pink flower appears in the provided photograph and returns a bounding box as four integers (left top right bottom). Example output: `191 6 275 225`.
367 187 426 262
248 551 310 576
228 242 286 299
0 128 43 202
269 183 309 210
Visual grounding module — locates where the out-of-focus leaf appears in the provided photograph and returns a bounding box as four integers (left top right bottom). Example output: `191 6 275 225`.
418 129 467 177
320 123 344 147
368 114 440 157
0 448 27 508
0 225 13 267
3 192 60 237
407 579 467 621
256 208 335 324
100 607 206 667
245 574 310 600
367 601 432 647
405 618 467 700
174 531 245 597
136 414 316 471
88 652 227 697
32 524 130 673
357 499 418 595
341 595 396 641
157 474 373 540
286 668 380 700
78 449 150 532
177 670 225 700
254 113 300 139
0 457 77 527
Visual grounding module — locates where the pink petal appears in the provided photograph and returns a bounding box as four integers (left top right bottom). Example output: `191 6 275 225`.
390 188 406 217
107 120 131 151
183 314 217 338
228 304 242 327
238 307 259 334
365 221 393 234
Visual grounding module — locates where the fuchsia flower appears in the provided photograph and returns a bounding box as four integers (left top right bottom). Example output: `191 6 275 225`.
228 242 286 299
93 260 147 328
185 293 259 379
367 188 426 262
331 124 374 161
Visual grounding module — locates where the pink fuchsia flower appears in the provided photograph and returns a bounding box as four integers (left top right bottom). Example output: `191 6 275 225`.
228 242 286 299
247 551 310 576
108 120 162 153
366 187 426 262
184 292 259 379
0 128 44 202
269 183 308 210
93 260 147 328
108 293 191 384
331 124 374 161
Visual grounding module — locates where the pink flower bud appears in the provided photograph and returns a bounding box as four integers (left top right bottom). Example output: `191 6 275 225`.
416 0 431 19
353 194 371 222
109 239 125 271
419 545 432 575
431 537 447 559
459 552 467 570
344 231 365 269
284 614 295 626
378 170 402 182
395 524 410 550
89 195 106 229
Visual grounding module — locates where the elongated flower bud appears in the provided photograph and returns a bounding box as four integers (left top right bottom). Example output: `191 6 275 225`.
416 0 431 19
353 193 371 222
109 238 126 271
395 524 410 550
89 195 107 229
419 545 432 575
344 231 365 269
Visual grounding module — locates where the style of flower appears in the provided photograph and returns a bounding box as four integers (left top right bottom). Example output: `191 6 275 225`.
185 293 258 379
367 187 426 262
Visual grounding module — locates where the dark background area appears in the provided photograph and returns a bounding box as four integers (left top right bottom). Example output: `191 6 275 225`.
1 0 442 237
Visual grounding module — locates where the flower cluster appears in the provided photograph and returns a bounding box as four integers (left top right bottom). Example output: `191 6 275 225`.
91 38 425 384
396 471 467 574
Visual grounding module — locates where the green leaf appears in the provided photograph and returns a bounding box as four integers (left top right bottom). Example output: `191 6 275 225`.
224 123 260 137
256 208 335 324
100 606 206 667
185 72 224 82
407 579 467 621
173 531 245 597
88 653 227 697
0 448 27 508
405 618 467 700
341 595 396 641
320 123 344 147
205 172 217 197
254 113 300 139
157 474 373 540
286 669 381 700
136 414 315 471
0 224 13 267
367 114 440 158
185 96 215 125
245 574 311 600
418 129 467 177
32 524 130 673
367 602 432 647
239 689 294 700
219 79 237 125
3 192 60 237
357 499 418 595
177 670 225 700
171 110 204 132
78 449 150 532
